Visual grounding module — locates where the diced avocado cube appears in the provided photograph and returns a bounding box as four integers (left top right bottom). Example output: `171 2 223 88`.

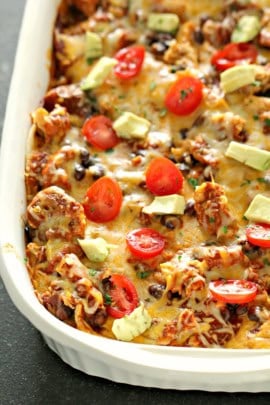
81 56 117 90
225 141 270 171
142 195 185 215
221 65 256 93
85 31 103 60
147 13 180 33
231 15 261 43
112 302 152 341
78 237 109 262
244 194 270 224
113 112 151 139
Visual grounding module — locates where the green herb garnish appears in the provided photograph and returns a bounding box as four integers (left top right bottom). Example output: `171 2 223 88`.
149 81 157 91
222 226 228 234
159 108 167 117
104 293 112 305
188 177 199 189
263 258 270 266
137 271 150 279
240 179 251 187
89 269 97 276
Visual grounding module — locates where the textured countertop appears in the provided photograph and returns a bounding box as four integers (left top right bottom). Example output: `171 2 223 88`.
1 1 270 404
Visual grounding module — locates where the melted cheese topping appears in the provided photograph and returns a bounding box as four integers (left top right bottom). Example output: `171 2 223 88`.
25 0 270 348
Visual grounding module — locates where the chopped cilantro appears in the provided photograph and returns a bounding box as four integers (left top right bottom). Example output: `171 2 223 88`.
89 269 97 276
264 118 270 127
86 57 95 65
222 226 228 234
23 257 27 263
180 89 188 100
180 87 193 101
252 80 261 87
178 255 182 261
257 177 270 184
240 179 251 187
105 148 114 154
242 215 248 221
263 258 270 266
209 217 215 223
118 94 126 99
253 114 259 121
149 81 157 91
159 108 167 117
104 293 112 305
90 207 95 212
137 271 150 279
188 177 199 189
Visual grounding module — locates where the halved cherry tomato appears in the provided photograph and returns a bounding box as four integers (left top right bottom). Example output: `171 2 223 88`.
145 156 184 196
246 223 270 248
82 115 119 151
211 43 258 72
105 274 139 319
209 280 257 304
83 176 122 223
165 76 203 116
126 228 165 259
114 45 145 79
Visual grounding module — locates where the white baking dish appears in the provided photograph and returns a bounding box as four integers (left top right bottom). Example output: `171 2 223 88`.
1 0 270 392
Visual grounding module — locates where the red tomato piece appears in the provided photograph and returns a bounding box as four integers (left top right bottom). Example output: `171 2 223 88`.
165 76 203 116
82 115 119 151
211 43 258 72
83 176 122 223
246 223 270 248
106 274 139 319
145 156 184 196
209 280 257 304
126 228 165 259
114 45 145 79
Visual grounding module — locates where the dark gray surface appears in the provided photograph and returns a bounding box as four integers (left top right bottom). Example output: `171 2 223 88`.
1 1 270 404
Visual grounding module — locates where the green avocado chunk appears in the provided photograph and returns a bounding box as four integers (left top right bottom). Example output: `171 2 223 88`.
142 195 185 215
244 194 270 224
225 141 270 171
147 13 180 33
78 237 110 262
81 56 117 90
113 112 151 139
85 31 103 60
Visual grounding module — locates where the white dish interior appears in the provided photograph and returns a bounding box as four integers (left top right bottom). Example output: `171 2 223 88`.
1 0 270 392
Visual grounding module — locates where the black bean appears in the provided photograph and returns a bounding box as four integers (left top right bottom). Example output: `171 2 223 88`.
184 199 196 216
193 28 204 44
74 164 86 181
80 149 96 168
179 128 189 139
91 164 105 179
148 284 165 299
24 225 32 243
248 306 261 322
160 215 180 230
167 291 181 300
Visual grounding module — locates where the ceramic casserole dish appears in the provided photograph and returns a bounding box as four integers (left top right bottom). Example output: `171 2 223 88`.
2 0 270 392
